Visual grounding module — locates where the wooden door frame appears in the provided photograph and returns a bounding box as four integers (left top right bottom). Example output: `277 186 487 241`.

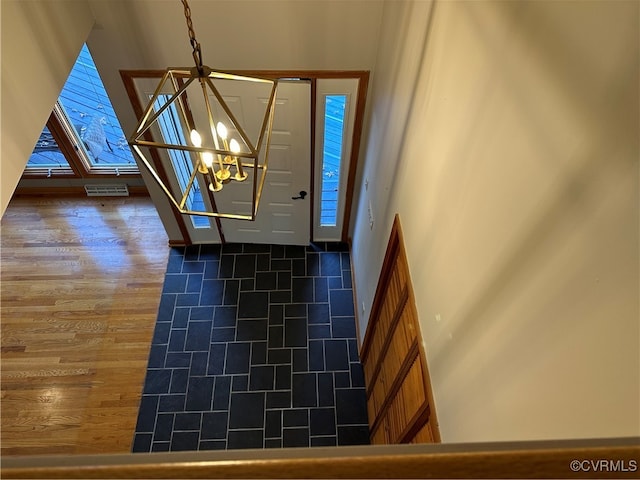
120 69 369 246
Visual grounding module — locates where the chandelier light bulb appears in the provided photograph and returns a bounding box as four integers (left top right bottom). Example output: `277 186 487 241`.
190 129 202 147
202 151 214 168
216 122 228 140
230 138 247 181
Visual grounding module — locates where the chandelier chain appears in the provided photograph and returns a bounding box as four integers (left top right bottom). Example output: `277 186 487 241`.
181 0 203 72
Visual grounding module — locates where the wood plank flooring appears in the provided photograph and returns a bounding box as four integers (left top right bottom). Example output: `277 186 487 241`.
1 196 169 455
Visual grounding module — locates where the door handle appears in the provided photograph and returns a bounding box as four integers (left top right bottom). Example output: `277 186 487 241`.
292 190 307 200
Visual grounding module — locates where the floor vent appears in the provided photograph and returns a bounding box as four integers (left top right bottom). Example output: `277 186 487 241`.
84 184 129 197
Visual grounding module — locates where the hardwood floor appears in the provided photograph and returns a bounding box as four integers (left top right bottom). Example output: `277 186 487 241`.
1 196 169 455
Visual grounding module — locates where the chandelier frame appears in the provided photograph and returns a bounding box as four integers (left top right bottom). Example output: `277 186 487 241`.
128 0 278 221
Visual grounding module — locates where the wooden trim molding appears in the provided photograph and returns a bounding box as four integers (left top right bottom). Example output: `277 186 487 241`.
341 71 369 242
21 111 82 179
2 439 638 479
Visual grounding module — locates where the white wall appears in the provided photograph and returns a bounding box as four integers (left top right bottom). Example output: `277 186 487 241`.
0 0 94 217
352 0 639 442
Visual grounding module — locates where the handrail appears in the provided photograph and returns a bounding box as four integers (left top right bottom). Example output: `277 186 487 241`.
2 437 638 479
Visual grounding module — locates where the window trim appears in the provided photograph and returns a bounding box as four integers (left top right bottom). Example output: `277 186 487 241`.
22 106 82 179
21 102 143 179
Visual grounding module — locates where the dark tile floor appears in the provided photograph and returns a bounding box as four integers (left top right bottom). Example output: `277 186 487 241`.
132 242 370 452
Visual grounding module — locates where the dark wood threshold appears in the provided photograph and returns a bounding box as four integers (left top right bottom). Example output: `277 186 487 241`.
2 438 638 479
167 239 190 248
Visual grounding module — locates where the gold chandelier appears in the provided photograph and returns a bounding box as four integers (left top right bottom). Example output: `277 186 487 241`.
129 0 278 220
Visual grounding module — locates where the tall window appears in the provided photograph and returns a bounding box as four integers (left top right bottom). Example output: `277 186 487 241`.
313 78 358 241
24 44 138 177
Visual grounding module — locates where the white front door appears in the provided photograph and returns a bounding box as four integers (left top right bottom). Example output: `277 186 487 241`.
211 80 311 245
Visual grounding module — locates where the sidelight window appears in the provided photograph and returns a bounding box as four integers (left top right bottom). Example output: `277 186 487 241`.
153 96 209 229
313 79 358 241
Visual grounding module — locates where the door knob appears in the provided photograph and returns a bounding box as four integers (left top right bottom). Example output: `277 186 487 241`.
292 190 307 200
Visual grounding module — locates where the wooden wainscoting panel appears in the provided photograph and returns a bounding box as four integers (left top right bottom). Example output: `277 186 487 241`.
412 417 436 443
361 215 440 444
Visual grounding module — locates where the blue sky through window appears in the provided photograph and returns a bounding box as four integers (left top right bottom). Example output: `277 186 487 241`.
320 95 346 227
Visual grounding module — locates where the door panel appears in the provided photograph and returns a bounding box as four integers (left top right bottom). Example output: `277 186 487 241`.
218 80 311 245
